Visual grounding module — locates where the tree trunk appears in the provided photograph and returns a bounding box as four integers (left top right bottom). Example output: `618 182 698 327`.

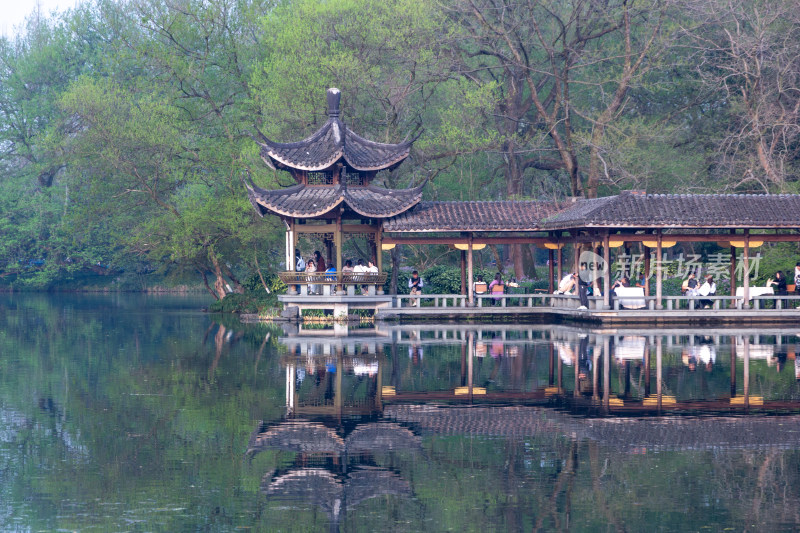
208 252 228 300
199 269 219 300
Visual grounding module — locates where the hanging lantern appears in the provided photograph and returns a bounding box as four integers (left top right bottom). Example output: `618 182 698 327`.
642 240 677 248
729 240 764 248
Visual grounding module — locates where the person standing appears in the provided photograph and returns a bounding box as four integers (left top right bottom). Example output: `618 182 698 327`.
305 259 317 294
293 250 306 293
795 263 800 295
577 265 591 309
313 250 326 272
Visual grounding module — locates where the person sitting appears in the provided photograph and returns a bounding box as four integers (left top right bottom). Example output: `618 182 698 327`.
557 272 576 294
610 276 630 308
697 275 716 309
488 273 504 305
682 273 698 296
473 275 488 295
767 270 788 308
340 259 354 292
408 270 423 307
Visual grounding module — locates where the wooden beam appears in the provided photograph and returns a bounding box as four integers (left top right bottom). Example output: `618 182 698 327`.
382 236 554 245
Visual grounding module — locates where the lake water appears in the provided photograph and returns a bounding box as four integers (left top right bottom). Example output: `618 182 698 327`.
2 294 800 531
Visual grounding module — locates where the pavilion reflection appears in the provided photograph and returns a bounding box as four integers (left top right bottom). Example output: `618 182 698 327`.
275 323 800 415
248 415 421 530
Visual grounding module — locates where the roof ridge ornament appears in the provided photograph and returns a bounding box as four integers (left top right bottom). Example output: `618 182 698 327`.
327 88 341 117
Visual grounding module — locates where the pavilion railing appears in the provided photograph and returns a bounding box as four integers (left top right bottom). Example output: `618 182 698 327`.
278 272 388 296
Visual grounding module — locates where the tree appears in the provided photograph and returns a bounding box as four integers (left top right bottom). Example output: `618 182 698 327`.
681 0 800 192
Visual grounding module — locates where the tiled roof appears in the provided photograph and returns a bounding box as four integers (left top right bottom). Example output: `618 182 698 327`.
540 192 800 230
386 405 800 450
248 420 421 456
264 467 411 512
257 88 412 172
383 201 560 232
246 181 425 219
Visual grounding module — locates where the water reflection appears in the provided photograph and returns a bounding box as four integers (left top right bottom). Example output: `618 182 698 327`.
278 323 800 415
5 295 800 531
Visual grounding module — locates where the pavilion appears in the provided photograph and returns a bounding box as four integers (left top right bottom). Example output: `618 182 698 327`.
248 88 800 320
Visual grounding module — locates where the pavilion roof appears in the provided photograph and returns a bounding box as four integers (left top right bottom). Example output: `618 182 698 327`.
383 201 560 232
539 192 800 230
256 88 412 173
246 180 425 219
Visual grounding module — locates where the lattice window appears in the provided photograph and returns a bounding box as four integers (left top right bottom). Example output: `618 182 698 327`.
344 171 367 186
307 171 334 185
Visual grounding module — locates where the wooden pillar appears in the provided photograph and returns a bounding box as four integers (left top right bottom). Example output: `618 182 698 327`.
574 347 580 397
743 231 751 309
468 332 474 401
335 216 343 293
743 335 750 408
603 234 611 309
656 336 663 411
644 245 651 296
730 246 737 307
729 228 737 299
325 239 333 268
376 226 383 272
644 342 651 397
656 232 663 310
730 337 737 397
467 234 474 306
603 336 610 409
548 249 555 293
573 241 580 277
460 250 467 295
335 353 343 423
286 221 295 272
557 245 563 283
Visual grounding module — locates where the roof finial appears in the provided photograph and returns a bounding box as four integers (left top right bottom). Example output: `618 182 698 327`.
327 88 341 117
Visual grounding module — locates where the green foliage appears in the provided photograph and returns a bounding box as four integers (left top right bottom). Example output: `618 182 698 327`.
1 0 800 292
208 288 279 314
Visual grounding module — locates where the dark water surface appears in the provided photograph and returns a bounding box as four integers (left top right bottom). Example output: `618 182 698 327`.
3 294 800 531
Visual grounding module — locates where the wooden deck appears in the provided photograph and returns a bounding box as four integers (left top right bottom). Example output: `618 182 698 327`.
279 291 800 325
